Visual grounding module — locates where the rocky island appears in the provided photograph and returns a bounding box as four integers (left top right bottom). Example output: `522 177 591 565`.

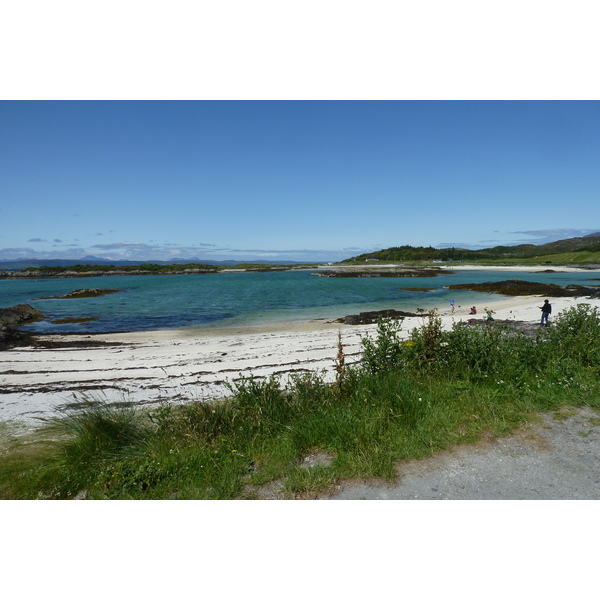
448 279 600 298
314 267 449 278
38 288 122 299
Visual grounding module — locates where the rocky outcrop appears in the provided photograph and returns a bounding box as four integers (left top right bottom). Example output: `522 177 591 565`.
333 309 420 325
315 267 448 278
0 304 44 350
39 288 121 299
448 279 600 298
460 319 549 339
0 304 44 327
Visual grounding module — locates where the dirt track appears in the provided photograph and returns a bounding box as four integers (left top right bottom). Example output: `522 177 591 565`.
324 406 600 500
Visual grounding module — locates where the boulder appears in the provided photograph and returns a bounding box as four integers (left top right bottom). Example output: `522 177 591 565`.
0 304 44 327
0 305 44 350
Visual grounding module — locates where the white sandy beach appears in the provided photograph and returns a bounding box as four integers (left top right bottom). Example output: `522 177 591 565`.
2 288 599 426
440 264 599 273
321 263 598 273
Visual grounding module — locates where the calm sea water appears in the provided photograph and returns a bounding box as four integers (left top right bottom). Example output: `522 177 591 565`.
1 269 598 334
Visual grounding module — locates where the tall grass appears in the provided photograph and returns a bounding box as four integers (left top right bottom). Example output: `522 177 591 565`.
1 305 599 499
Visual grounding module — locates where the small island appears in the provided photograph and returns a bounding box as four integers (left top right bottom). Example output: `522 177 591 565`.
314 267 448 278
0 263 316 279
39 288 122 299
448 279 600 297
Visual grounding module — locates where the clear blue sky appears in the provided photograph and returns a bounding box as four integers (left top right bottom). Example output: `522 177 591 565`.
1 100 599 263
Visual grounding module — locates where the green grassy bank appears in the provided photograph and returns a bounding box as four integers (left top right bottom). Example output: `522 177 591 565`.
2 305 600 500
341 251 600 267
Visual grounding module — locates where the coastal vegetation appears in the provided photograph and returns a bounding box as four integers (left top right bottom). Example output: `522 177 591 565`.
1 304 599 500
342 233 600 265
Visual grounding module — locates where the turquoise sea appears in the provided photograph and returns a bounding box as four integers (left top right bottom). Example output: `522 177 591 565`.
1 269 598 334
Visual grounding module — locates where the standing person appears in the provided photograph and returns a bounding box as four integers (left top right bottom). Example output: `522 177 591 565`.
450 299 455 314
540 299 552 326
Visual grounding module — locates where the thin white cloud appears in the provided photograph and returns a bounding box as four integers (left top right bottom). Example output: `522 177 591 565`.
439 229 600 251
510 229 600 244
438 242 490 250
0 247 88 260
1 241 379 263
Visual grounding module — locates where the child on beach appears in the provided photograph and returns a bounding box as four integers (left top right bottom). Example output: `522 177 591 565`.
469 306 477 315
485 308 495 321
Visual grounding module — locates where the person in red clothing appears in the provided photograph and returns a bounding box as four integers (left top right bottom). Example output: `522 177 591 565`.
469 306 477 315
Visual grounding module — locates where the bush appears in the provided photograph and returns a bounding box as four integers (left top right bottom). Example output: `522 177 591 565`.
407 311 445 364
360 317 405 374
550 304 600 370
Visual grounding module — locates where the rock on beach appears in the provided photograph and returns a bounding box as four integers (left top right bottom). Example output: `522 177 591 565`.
0 304 44 327
0 304 44 351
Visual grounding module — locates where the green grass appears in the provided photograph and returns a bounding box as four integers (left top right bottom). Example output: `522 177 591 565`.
513 250 600 265
339 249 600 267
341 235 600 265
2 305 600 500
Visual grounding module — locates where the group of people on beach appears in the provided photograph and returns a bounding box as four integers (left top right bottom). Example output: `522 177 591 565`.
450 298 552 326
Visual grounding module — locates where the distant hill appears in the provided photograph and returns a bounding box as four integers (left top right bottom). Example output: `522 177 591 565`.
342 233 600 263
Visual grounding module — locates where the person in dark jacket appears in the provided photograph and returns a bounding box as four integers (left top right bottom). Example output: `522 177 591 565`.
540 299 552 326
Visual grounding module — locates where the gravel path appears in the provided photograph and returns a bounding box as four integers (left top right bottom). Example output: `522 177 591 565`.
324 406 600 500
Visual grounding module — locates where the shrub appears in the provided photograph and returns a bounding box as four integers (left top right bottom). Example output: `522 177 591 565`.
360 317 405 374
403 310 445 366
549 304 600 370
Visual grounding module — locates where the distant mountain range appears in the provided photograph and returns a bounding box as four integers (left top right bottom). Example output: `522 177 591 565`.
2 232 600 270
343 232 600 263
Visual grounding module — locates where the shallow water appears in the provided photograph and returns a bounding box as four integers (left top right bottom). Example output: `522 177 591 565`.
1 268 598 334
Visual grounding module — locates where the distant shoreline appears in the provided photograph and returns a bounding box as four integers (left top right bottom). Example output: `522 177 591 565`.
2 263 599 279
0 266 314 279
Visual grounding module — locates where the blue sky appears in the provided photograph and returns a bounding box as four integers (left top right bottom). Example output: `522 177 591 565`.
1 100 599 263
